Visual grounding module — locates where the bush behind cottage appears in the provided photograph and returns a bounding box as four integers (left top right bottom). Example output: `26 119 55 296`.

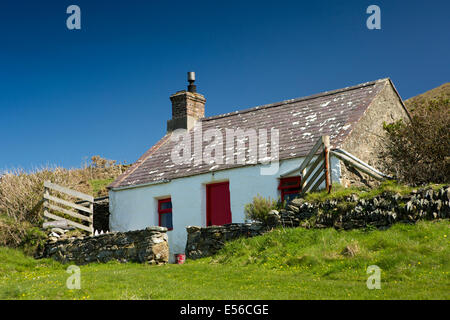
381 96 449 184
244 194 283 225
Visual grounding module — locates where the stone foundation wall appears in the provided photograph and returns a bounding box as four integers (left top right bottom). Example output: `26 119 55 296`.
185 223 268 260
186 186 449 260
41 226 169 265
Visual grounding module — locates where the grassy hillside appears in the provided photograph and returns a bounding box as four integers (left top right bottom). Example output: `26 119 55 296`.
404 82 450 114
1 220 448 300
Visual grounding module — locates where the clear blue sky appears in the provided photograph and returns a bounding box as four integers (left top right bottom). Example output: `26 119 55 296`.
1 0 449 171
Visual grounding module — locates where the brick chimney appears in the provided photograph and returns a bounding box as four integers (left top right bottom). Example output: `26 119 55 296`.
167 72 206 132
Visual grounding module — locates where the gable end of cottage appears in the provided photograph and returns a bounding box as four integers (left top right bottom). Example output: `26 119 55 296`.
339 79 411 187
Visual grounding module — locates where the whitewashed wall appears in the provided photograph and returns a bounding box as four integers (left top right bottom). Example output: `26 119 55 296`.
109 156 341 261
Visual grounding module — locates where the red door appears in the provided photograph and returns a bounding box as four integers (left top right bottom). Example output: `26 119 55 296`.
206 182 232 226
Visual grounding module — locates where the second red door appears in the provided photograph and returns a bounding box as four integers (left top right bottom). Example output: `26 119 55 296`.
206 182 232 226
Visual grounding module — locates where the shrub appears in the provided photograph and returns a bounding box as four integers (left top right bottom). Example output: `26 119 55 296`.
20 227 47 256
0 216 32 248
380 96 449 184
244 195 281 224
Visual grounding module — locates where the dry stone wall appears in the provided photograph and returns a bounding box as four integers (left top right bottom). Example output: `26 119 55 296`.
41 226 169 265
185 223 268 259
186 186 449 259
278 186 449 230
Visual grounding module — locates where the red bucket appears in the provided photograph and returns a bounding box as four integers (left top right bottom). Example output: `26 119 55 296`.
175 254 186 264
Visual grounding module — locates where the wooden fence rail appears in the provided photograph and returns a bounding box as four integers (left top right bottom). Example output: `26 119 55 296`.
43 181 94 235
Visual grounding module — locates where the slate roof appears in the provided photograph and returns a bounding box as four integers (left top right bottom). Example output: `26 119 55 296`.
109 78 395 189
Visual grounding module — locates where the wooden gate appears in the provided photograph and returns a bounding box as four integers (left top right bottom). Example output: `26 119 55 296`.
43 181 94 235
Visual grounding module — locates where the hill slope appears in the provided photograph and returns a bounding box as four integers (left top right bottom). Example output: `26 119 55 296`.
405 82 450 113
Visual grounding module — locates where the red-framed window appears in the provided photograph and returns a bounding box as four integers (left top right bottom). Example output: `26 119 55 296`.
158 198 173 230
278 176 302 202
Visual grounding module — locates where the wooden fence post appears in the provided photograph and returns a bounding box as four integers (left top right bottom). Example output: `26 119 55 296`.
43 185 49 223
322 136 332 193
89 201 94 235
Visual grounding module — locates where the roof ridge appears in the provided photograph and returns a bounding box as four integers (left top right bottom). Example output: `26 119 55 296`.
202 78 388 122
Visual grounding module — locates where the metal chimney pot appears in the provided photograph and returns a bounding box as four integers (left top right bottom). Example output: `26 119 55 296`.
187 72 196 93
187 72 195 82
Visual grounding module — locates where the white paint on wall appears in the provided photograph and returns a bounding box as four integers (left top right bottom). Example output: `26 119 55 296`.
109 156 342 262
330 155 341 185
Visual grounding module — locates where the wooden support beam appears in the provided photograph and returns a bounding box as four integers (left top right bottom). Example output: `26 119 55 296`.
331 151 384 181
298 137 325 174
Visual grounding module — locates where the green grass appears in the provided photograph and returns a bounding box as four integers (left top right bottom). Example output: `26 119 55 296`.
0 220 448 300
88 178 115 197
303 180 446 203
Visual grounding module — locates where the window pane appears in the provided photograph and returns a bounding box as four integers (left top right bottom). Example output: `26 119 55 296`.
160 200 172 210
160 212 173 229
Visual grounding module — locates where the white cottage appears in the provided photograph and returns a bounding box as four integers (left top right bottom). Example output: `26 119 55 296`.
107 74 409 259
